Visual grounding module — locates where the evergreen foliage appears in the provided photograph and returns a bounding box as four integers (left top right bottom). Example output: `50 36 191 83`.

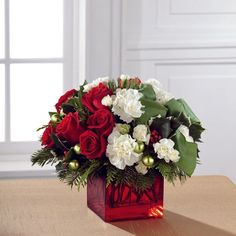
31 148 58 167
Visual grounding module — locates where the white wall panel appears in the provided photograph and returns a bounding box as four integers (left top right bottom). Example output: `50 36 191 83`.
123 0 236 50
120 0 236 183
85 0 236 182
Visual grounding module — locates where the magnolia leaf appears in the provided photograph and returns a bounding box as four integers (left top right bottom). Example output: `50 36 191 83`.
173 131 198 176
177 112 191 127
169 117 181 132
150 118 172 138
189 123 205 142
166 99 200 124
178 99 200 123
139 84 156 101
137 98 167 124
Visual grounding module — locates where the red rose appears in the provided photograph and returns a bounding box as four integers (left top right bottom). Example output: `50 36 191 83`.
55 89 76 112
56 112 85 145
87 109 115 137
82 83 113 113
41 125 55 148
80 130 106 159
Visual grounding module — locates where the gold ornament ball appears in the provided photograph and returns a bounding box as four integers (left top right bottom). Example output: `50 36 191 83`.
51 114 60 123
134 142 145 154
142 155 154 167
74 144 81 154
69 160 79 171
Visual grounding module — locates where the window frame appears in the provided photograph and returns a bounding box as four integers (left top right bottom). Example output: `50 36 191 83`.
0 0 86 157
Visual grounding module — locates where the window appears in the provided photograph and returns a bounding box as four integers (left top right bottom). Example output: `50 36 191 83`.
0 0 85 155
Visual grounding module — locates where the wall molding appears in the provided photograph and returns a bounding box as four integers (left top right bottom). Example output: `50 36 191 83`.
170 0 236 15
126 42 236 51
126 57 236 64
123 0 236 51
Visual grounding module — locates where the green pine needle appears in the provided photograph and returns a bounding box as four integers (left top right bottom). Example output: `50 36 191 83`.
31 148 58 167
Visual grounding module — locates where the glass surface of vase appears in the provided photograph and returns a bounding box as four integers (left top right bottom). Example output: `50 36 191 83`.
87 174 164 222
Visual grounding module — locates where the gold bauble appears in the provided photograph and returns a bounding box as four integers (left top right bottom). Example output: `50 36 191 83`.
134 142 145 154
142 155 154 167
69 160 79 171
74 144 81 155
51 114 60 123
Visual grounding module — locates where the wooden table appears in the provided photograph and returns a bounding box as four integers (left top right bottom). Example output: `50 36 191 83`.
0 176 236 236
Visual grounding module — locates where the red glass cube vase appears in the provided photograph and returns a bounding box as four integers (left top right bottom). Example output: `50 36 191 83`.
87 174 164 222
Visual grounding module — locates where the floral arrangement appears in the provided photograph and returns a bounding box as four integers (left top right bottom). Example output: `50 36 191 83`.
32 75 204 191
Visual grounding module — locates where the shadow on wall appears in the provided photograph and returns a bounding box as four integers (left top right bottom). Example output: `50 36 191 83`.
111 210 234 236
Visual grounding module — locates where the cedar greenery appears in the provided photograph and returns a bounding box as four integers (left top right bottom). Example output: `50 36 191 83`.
31 148 58 167
106 164 157 192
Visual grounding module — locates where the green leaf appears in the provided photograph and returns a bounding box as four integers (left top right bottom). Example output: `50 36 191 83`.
139 84 156 101
67 98 80 109
178 99 200 123
150 117 172 138
173 131 198 176
137 98 167 124
50 133 69 151
189 123 205 142
49 112 57 117
177 112 191 127
62 148 74 163
166 98 200 124
108 81 117 91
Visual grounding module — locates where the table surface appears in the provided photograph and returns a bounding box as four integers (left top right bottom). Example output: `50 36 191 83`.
0 176 236 236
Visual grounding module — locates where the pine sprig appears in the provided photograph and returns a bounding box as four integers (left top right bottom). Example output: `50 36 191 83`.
56 160 102 190
156 161 187 184
31 148 58 167
106 164 121 186
106 164 157 192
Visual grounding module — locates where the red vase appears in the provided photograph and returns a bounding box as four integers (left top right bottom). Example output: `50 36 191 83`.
87 174 164 222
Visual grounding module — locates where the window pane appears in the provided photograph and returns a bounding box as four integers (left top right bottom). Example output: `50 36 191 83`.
0 0 4 58
0 65 4 141
10 64 63 141
10 0 63 58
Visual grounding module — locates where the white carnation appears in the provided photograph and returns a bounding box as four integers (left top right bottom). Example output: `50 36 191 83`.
135 161 148 175
144 78 173 105
106 129 141 170
153 138 180 163
101 95 113 107
112 88 144 123
83 76 111 92
133 125 148 142
178 125 194 143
